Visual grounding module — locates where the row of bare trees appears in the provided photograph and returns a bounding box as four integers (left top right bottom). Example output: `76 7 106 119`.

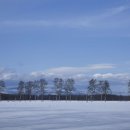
1 79 130 101
17 78 111 101
54 78 75 100
87 79 112 101
17 79 48 100
17 78 75 100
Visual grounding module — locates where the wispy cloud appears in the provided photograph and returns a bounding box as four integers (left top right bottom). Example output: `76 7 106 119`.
30 64 115 78
0 20 53 27
87 64 115 70
0 5 129 29
46 64 115 74
95 6 129 19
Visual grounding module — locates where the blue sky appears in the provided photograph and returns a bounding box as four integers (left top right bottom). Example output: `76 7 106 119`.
0 0 130 88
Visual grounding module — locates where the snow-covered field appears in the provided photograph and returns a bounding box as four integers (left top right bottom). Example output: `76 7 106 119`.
0 101 130 130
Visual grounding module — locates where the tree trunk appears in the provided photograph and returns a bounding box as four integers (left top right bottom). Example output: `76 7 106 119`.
70 94 71 101
19 94 22 100
59 95 60 100
56 95 57 100
29 95 31 100
35 95 37 100
101 94 103 101
66 95 67 101
86 94 88 101
91 94 93 101
104 94 106 101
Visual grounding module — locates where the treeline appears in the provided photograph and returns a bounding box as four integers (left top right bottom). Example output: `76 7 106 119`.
16 78 111 101
0 79 130 101
1 93 130 101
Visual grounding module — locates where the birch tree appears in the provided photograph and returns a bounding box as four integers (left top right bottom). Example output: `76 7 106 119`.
17 81 25 100
25 81 34 100
54 78 63 100
0 80 5 100
87 79 97 100
128 80 130 96
39 79 48 100
64 78 75 100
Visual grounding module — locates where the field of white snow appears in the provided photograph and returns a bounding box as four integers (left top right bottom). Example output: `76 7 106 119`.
0 101 130 130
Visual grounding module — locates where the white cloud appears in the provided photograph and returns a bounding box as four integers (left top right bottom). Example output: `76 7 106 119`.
30 71 61 79
88 64 115 70
93 73 130 80
46 64 115 74
0 68 17 80
29 64 115 79
1 64 129 85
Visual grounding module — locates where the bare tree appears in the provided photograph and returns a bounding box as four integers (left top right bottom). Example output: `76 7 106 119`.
0 80 5 100
98 81 104 101
33 80 40 100
64 78 75 100
101 80 112 101
54 78 63 100
25 81 34 100
87 79 97 101
17 81 25 100
128 80 130 96
39 79 48 100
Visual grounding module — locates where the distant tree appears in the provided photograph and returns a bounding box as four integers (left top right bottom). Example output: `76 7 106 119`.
128 80 130 96
0 80 5 100
87 79 97 100
64 78 75 100
54 78 63 100
39 79 48 100
98 81 105 100
25 81 34 100
17 81 25 100
33 80 39 100
101 80 112 101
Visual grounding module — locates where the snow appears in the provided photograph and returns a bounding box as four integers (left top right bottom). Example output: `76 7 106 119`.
0 101 130 130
